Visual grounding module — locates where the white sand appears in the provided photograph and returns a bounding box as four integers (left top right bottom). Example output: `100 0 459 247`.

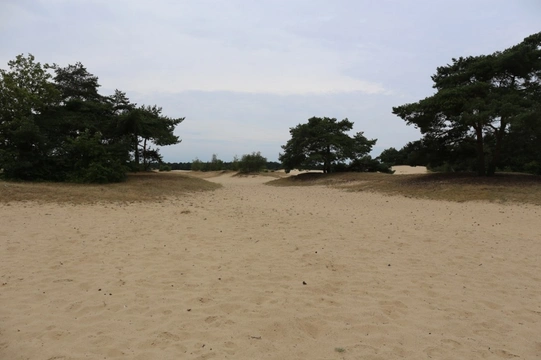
391 165 428 175
1 172 540 359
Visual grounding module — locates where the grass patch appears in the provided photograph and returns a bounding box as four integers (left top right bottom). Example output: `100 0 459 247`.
233 171 284 179
268 172 541 205
0 172 221 204
335 347 346 353
186 170 232 179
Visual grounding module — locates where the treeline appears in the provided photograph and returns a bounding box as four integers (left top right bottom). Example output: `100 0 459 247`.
2 32 540 183
391 32 541 176
279 117 393 174
157 152 281 173
0 54 183 183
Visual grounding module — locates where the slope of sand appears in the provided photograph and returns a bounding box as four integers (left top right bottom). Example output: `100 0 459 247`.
1 172 540 359
391 165 428 175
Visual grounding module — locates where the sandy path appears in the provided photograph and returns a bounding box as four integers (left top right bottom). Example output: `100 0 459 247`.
1 173 540 359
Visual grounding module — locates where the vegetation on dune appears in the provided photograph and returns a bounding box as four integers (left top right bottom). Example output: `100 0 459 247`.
0 54 184 183
2 32 540 187
268 171 541 205
390 32 541 176
0 172 220 204
238 152 268 173
187 152 275 173
279 116 392 174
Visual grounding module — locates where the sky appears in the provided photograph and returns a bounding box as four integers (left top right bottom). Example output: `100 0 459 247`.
1 0 540 162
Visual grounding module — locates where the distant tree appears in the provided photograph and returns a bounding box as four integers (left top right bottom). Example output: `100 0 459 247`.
208 154 224 171
393 32 541 176
163 162 191 170
377 147 403 166
239 152 267 173
177 162 192 170
348 155 395 173
265 161 282 170
191 158 204 171
230 155 240 171
279 117 377 173
398 140 431 167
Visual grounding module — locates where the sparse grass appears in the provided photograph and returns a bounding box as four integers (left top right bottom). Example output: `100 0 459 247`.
335 347 346 353
186 170 233 179
233 171 284 179
0 172 221 204
268 172 541 205
186 170 285 179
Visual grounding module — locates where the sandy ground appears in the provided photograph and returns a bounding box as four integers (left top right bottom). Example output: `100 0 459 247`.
391 165 428 175
1 172 540 360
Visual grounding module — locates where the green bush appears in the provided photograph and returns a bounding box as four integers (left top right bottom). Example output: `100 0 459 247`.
207 154 224 171
524 161 541 175
239 151 267 173
191 158 205 171
346 156 394 173
69 160 127 183
230 155 240 171
429 162 455 173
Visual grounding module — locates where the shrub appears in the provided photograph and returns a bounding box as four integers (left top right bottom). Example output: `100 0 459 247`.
230 155 240 171
69 160 127 183
208 154 224 171
191 158 205 171
239 152 267 173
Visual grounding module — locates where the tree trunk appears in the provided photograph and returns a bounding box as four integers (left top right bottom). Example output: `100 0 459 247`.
143 138 147 171
487 121 507 176
325 145 331 173
474 125 486 176
134 135 140 170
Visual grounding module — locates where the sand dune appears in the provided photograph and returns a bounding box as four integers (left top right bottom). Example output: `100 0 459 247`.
391 165 428 175
1 172 540 359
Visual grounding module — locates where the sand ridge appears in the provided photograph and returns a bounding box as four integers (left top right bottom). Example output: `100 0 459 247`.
391 165 428 175
1 172 540 359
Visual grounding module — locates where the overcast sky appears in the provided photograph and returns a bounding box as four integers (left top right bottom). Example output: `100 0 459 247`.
1 0 540 162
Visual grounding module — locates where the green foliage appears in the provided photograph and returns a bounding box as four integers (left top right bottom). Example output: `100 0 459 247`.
159 164 172 172
161 159 280 172
118 104 184 171
279 117 380 173
70 160 127 183
188 155 224 171
230 155 240 171
428 162 455 173
207 154 224 171
52 62 102 101
377 147 404 166
239 152 267 173
0 54 184 183
0 54 60 180
348 156 395 174
191 158 204 171
393 32 541 176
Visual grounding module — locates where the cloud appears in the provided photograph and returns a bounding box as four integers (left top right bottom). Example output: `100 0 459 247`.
2 0 389 95
2 0 540 162
133 90 422 162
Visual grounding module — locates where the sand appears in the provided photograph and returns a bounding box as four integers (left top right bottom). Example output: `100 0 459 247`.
1 172 540 359
391 165 428 175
